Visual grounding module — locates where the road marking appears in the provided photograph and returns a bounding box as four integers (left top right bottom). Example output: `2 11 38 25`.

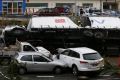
95 79 106 80
36 76 54 78
99 75 110 77
113 78 120 79
77 76 88 79
0 71 10 80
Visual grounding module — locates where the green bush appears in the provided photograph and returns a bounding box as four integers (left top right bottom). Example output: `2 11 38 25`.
7 61 22 80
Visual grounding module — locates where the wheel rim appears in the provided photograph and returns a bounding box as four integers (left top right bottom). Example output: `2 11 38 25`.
73 66 78 76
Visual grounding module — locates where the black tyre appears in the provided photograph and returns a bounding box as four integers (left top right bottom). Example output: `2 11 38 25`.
54 67 62 74
83 30 93 37
18 67 26 75
72 65 79 76
94 32 104 39
12 28 25 36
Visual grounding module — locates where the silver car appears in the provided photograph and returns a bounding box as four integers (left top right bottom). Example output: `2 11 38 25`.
13 52 66 74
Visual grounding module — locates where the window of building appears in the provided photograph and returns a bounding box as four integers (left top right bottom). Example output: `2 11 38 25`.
8 2 12 8
18 2 22 8
26 3 48 7
2 1 23 14
3 2 7 6
82 3 93 8
13 2 17 13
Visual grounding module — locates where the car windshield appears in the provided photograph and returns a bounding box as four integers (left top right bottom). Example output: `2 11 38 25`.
83 53 102 60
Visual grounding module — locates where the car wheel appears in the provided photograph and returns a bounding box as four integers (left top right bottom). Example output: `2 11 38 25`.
72 66 78 76
54 67 62 74
19 68 26 75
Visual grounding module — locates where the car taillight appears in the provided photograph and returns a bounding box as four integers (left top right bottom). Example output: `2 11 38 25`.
80 61 88 64
101 59 104 64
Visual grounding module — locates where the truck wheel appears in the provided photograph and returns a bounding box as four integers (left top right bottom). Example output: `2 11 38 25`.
94 32 104 39
54 67 62 74
72 65 78 76
83 30 93 37
12 29 25 36
19 68 26 75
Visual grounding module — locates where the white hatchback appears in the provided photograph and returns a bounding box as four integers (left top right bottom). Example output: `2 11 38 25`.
56 47 104 76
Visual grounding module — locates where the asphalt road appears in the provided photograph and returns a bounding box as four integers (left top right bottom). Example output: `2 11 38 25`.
0 66 120 80
19 72 120 80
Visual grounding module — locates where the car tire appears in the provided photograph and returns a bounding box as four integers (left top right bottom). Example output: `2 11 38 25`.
72 65 79 76
18 67 26 75
54 67 62 74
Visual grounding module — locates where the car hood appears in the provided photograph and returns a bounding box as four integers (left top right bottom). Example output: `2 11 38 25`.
36 47 51 57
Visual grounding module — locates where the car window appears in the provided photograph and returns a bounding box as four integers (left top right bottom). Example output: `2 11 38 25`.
69 51 80 58
23 45 35 51
61 50 69 56
33 55 49 62
21 55 32 61
83 53 101 60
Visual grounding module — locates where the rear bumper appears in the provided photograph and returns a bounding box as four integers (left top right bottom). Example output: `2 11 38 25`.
78 66 104 72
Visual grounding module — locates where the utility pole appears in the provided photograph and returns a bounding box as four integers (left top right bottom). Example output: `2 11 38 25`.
100 0 102 13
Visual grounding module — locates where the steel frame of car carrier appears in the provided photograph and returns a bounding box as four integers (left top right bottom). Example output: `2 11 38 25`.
3 26 120 56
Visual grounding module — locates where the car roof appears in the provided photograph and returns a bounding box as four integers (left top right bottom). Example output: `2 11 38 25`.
17 52 42 56
68 47 97 54
20 42 31 45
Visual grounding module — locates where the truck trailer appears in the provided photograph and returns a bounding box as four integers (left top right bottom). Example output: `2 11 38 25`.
3 16 120 56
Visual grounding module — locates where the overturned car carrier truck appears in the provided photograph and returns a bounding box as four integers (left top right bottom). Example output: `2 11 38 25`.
3 16 120 55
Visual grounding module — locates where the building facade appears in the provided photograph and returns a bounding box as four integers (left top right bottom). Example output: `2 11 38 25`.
0 0 26 15
26 0 120 14
0 0 120 15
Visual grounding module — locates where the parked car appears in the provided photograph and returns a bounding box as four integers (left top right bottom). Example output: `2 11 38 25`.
13 52 66 74
56 47 104 76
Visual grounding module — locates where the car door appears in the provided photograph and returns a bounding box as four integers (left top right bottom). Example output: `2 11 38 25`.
33 55 53 71
20 55 34 71
67 50 80 68
59 50 70 65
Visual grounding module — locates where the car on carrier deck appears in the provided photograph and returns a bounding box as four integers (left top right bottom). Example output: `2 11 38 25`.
13 52 67 74
55 47 104 76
